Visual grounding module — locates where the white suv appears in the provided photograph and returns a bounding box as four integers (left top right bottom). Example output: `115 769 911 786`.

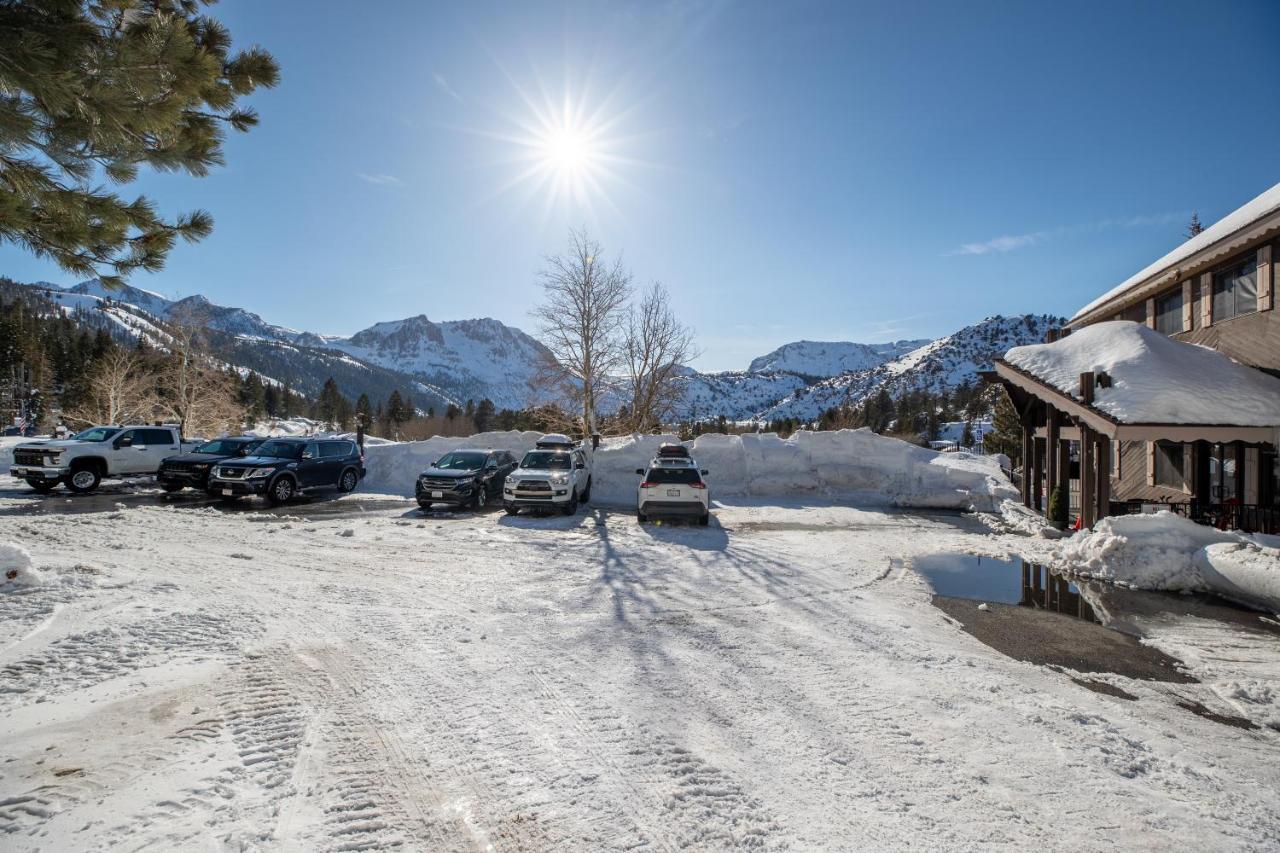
635 445 710 525
503 434 592 515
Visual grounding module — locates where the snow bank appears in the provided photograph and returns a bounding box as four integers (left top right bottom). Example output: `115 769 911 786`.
1004 321 1280 426
592 429 1017 511
0 542 42 590
247 417 325 438
360 431 545 496
354 427 1016 510
1057 512 1280 613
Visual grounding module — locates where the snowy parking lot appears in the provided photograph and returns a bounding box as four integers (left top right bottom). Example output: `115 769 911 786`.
3 479 1280 851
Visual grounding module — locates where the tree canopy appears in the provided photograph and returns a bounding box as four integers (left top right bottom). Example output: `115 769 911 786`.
0 0 279 285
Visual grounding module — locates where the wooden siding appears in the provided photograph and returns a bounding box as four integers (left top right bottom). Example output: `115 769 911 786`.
1115 440 1193 502
1173 308 1280 374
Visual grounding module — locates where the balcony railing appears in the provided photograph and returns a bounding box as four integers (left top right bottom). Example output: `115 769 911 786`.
1108 500 1278 535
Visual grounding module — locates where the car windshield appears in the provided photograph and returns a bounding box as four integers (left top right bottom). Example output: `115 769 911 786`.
520 451 571 470
195 439 261 456
71 427 120 442
645 468 701 484
434 451 487 470
254 440 304 460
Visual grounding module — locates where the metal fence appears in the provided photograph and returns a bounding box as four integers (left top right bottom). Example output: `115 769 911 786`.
1108 500 1279 535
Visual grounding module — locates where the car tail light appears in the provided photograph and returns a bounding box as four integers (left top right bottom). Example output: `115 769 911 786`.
639 481 656 488
690 481 706 489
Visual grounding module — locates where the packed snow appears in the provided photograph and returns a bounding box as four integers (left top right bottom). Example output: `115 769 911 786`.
1004 321 1280 425
746 338 929 377
1056 511 1280 613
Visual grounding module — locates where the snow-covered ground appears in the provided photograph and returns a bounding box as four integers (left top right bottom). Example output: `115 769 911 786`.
3 472 1280 851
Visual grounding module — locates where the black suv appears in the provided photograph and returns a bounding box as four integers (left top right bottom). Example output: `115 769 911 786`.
207 437 365 504
416 449 517 511
158 436 264 492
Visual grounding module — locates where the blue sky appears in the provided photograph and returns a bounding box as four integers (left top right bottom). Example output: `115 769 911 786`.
4 0 1279 370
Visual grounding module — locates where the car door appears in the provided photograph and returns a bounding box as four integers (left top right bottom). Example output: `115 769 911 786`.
317 441 348 488
480 453 502 498
141 428 180 472
111 429 147 473
297 442 325 488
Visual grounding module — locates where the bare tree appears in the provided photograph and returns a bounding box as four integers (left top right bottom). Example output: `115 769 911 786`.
623 283 698 433
64 348 158 427
532 230 632 436
153 327 244 437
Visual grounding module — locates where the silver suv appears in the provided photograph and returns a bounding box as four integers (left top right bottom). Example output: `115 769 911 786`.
503 434 592 515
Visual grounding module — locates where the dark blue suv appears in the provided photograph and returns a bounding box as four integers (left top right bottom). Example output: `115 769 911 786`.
206 437 365 504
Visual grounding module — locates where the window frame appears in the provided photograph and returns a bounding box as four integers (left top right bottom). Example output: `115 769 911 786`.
1152 441 1184 490
1154 288 1183 335
1211 256 1259 322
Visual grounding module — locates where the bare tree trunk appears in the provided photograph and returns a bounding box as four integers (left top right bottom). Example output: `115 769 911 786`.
64 348 158 426
532 230 631 438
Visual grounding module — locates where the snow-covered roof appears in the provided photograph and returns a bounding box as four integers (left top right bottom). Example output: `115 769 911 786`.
1002 321 1280 425
1072 182 1280 322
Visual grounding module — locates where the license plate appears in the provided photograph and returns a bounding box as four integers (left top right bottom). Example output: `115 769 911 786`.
431 490 443 498
222 488 233 496
667 489 681 497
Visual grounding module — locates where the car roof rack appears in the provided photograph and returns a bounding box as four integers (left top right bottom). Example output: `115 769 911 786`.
656 443 690 458
535 433 577 449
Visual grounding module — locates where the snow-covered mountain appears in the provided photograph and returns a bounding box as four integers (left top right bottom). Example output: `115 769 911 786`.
751 314 1064 421
747 339 929 378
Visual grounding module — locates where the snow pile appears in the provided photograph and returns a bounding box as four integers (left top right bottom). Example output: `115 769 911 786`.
248 417 326 438
591 429 1017 511
1004 321 1280 425
360 430 545 496
0 542 42 590
1057 512 1280 613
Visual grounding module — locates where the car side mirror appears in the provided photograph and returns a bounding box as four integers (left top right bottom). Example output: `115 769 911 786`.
115 436 132 448
302 450 314 459
635 468 644 476
701 469 709 475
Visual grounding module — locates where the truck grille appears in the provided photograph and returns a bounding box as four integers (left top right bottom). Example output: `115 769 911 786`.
13 449 45 466
163 461 195 474
215 467 245 479
420 476 465 489
514 480 552 495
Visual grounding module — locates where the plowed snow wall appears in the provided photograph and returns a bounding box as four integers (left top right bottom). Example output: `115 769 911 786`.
360 428 1016 511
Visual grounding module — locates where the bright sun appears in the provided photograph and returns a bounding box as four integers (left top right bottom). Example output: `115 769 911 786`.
541 126 594 175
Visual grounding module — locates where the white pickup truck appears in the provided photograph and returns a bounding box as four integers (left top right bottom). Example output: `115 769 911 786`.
10 425 197 494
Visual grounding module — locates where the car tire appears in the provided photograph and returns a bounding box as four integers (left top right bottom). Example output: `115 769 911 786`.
26 478 57 493
65 465 101 494
266 475 296 505
504 503 519 515
160 482 185 493
581 477 592 502
637 510 647 523
472 485 487 510
337 467 359 493
698 513 710 526
561 491 578 515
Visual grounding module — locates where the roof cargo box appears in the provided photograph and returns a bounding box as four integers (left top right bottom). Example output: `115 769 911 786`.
656 444 690 459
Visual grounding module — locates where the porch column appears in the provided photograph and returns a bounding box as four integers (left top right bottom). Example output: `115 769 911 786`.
1079 423 1095 529
1021 420 1034 508
1096 435 1111 520
1233 441 1246 502
1046 406 1060 502
1032 437 1044 512
1194 440 1212 505
1058 435 1071 516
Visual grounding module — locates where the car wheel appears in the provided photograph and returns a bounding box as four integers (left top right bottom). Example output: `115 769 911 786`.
160 482 185 493
698 513 710 526
337 467 359 493
267 475 295 505
66 466 101 494
561 491 578 515
504 504 519 515
472 485 487 510
26 478 57 493
637 510 647 523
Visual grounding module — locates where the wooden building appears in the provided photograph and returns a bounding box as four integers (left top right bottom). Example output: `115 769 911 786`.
992 182 1280 532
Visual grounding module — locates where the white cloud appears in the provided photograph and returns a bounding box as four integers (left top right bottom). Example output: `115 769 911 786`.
433 72 464 104
356 172 404 187
953 232 1045 256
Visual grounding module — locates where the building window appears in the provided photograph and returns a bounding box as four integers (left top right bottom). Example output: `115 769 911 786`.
1153 441 1184 489
1155 289 1183 334
1212 258 1258 321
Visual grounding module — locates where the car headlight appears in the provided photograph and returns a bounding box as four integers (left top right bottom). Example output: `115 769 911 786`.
45 453 62 465
246 468 275 478
550 474 569 485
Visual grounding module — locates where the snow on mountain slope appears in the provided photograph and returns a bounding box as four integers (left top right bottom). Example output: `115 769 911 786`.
756 314 1064 421
747 338 930 377
676 370 809 421
325 315 554 410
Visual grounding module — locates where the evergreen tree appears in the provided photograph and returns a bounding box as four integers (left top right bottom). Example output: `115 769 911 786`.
1186 212 1204 239
0 1 280 285
984 389 1024 466
317 378 343 428
474 398 496 432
